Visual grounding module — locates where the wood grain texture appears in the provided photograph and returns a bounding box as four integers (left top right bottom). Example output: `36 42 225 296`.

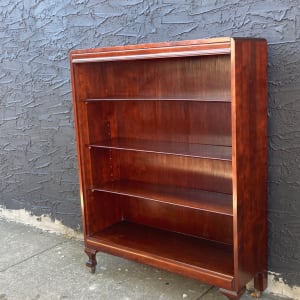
88 138 232 160
85 100 232 146
70 37 231 63
91 180 233 215
231 38 268 292
88 221 234 290
70 37 267 299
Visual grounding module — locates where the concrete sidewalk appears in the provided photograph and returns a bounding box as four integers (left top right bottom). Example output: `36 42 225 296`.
0 219 289 300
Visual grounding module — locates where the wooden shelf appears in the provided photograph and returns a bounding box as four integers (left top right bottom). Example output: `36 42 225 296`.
88 138 232 160
91 180 233 216
83 98 231 102
88 221 234 287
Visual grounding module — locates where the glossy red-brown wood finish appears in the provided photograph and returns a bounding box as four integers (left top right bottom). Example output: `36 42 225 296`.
89 221 234 290
231 38 268 292
70 37 267 299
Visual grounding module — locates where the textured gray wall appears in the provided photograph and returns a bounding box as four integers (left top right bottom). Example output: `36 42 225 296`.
0 0 299 286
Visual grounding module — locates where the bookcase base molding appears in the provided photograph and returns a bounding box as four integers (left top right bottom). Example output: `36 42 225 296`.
70 37 268 299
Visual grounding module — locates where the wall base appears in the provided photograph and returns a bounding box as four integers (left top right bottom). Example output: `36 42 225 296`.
266 273 300 300
0 206 83 240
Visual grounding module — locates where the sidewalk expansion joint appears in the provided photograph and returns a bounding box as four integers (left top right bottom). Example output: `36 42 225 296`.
196 285 215 299
0 240 69 273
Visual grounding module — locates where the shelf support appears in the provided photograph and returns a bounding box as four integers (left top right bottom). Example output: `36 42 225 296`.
85 247 98 273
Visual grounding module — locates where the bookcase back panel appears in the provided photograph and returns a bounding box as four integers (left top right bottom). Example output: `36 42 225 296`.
90 148 232 194
86 101 232 146
124 196 233 244
88 191 233 245
74 55 230 100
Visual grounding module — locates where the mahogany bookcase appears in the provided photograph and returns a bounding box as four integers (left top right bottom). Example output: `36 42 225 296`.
70 37 268 299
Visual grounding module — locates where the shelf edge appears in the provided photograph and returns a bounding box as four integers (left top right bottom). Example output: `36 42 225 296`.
72 48 231 63
82 98 232 102
86 142 232 161
90 186 233 216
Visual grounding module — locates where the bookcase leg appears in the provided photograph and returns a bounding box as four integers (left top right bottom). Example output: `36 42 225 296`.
254 272 267 291
219 287 245 300
85 247 97 273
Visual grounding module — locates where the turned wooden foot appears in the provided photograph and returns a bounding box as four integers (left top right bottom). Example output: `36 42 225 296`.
246 272 267 298
219 287 245 300
254 272 267 292
85 247 97 273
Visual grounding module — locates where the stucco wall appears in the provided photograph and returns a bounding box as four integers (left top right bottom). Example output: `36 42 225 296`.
0 0 299 289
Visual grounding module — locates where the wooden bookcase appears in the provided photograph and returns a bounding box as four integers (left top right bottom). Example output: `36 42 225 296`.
70 37 267 299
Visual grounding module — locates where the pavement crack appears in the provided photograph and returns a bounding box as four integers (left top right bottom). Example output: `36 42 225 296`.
196 285 215 299
0 240 68 273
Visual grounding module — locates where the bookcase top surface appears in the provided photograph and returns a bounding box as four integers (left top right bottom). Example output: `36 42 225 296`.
69 37 266 63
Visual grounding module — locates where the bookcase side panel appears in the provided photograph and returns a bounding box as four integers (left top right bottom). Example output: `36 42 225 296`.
231 38 268 291
70 63 95 237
